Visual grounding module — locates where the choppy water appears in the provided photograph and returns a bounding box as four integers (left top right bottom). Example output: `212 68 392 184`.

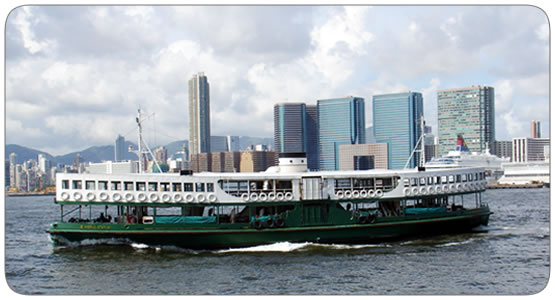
4 189 550 295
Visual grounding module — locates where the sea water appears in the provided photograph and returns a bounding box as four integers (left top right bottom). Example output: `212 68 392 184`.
4 189 550 295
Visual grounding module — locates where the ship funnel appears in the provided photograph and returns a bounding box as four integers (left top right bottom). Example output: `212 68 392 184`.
277 152 308 173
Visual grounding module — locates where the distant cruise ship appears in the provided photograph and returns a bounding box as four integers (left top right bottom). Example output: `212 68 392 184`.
425 135 510 183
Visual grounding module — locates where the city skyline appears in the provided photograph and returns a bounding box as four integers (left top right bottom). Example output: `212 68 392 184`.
3 6 550 156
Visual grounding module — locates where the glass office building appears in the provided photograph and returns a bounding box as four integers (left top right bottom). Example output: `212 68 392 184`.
317 97 366 171
273 103 319 170
373 92 424 169
437 86 495 156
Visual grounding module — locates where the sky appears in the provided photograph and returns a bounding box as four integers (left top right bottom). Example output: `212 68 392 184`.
2 4 550 156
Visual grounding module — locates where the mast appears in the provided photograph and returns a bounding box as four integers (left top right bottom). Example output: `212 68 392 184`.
130 108 163 173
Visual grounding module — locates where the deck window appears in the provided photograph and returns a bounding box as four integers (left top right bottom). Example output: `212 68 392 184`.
207 183 214 192
456 175 461 183
410 178 418 186
98 181 108 190
124 181 133 191
85 181 95 190
72 180 82 189
448 175 455 183
196 183 205 192
172 183 182 192
419 177 426 185
160 182 170 191
111 181 122 191
184 183 193 192
136 182 146 191
403 179 410 187
148 182 158 191
441 176 448 184
462 174 467 182
61 180 70 189
335 179 351 189
427 177 433 185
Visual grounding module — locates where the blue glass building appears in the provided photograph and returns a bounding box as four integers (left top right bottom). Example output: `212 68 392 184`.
373 92 423 169
273 103 319 170
317 97 366 171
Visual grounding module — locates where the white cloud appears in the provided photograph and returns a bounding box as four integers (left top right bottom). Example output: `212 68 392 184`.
11 6 54 54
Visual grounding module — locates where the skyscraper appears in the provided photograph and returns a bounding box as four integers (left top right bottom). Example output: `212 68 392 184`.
437 86 495 156
114 134 126 162
531 120 541 138
188 72 211 158
373 92 424 169
317 97 366 171
305 104 319 170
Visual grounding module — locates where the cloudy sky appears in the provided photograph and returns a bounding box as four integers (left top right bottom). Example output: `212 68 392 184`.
3 5 550 155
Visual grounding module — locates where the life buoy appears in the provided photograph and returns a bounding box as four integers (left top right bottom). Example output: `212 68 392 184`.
61 192 70 201
336 191 344 199
253 219 263 230
352 190 360 199
276 192 285 201
87 192 96 201
456 184 462 191
161 193 171 203
285 192 293 201
450 184 456 192
249 193 258 202
137 193 147 202
420 186 427 195
99 192 109 201
275 216 285 227
241 193 250 202
367 190 375 198
268 192 276 201
442 185 449 193
185 193 194 203
113 193 122 202
174 193 183 202
375 189 383 198
412 187 419 195
149 193 159 202
436 186 442 193
197 194 206 202
344 190 352 199
73 192 83 201
357 215 369 224
258 193 267 201
124 193 134 202
360 190 368 198
208 193 217 203
428 186 434 194
403 188 410 196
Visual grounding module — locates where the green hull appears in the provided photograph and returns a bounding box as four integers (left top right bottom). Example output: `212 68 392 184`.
49 208 491 250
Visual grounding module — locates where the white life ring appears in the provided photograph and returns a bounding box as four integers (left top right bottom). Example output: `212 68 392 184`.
450 184 456 192
197 194 206 203
149 193 159 202
174 193 183 202
412 187 419 195
137 193 147 202
428 186 434 194
250 193 258 202
344 190 352 199
352 190 360 199
258 193 267 201
403 188 411 196
185 193 194 203
442 185 449 193
360 190 368 198
456 184 462 191
436 186 442 193
99 192 109 201
375 189 383 198
86 192 96 201
61 192 70 201
285 192 293 201
336 191 344 199
276 192 285 201
208 193 217 203
420 186 427 195
367 190 375 198
241 193 250 202
124 193 134 202
161 193 171 203
268 192 276 201
113 193 122 202
73 192 83 201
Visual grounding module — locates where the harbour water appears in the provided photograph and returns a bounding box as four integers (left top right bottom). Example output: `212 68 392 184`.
4 189 550 295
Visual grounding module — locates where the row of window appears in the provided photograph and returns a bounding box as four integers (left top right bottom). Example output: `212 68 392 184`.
403 172 485 187
61 179 214 193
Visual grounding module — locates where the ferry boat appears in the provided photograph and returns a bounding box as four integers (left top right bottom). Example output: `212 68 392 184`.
48 152 491 250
